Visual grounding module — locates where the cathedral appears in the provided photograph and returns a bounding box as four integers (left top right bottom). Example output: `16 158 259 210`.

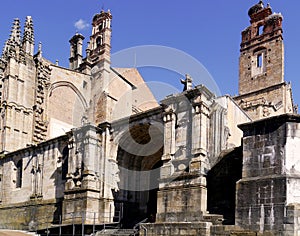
0 1 299 235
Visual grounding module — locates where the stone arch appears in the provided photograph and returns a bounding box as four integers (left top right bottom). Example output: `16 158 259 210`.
49 81 88 109
47 81 88 138
111 121 164 228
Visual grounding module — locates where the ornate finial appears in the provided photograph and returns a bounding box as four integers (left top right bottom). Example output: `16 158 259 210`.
180 74 193 91
23 16 35 55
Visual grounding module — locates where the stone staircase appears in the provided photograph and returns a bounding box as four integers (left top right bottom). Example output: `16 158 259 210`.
96 229 137 236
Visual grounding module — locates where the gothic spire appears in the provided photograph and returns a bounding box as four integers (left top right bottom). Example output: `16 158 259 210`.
1 18 21 60
22 16 35 56
10 18 21 45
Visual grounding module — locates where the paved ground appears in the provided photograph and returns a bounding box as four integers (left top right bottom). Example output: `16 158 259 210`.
0 230 34 236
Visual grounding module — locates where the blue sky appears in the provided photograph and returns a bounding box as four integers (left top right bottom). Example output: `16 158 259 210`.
0 1 299 106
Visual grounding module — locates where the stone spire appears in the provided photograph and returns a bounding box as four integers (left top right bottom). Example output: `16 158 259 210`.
22 16 34 56
9 18 21 45
1 18 21 60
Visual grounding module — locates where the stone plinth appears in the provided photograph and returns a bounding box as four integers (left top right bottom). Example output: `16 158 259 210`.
140 222 212 236
157 174 207 223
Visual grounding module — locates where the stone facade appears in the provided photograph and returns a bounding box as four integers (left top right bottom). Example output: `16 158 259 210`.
0 1 299 236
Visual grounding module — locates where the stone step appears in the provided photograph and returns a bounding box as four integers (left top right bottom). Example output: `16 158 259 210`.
0 230 39 236
96 229 137 236
203 213 224 225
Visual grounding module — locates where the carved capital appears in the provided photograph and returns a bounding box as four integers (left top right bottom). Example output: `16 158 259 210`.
163 106 176 123
193 102 210 116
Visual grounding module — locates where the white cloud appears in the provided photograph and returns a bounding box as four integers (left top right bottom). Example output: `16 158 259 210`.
74 19 90 31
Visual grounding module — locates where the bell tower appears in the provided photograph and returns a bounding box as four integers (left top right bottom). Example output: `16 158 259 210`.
79 9 113 124
234 1 295 120
69 33 85 70
239 1 283 94
87 10 112 67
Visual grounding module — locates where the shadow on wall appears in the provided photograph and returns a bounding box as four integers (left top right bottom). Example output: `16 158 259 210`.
206 147 243 225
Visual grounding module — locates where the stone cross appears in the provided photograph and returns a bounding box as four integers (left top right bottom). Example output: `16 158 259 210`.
180 74 193 91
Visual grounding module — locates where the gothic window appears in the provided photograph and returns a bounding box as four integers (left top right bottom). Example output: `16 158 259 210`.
16 160 22 188
62 146 69 180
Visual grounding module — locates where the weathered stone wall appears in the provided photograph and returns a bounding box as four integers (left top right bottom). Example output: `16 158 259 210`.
0 199 61 231
237 114 300 235
0 136 68 230
234 83 294 120
156 178 207 223
239 39 284 95
0 55 36 152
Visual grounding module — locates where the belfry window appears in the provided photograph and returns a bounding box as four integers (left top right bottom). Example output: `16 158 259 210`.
257 54 263 67
16 160 22 188
99 22 104 31
257 25 263 36
96 36 103 47
251 48 266 77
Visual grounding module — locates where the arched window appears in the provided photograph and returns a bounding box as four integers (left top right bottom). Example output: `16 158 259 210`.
99 22 104 31
16 160 22 188
96 36 103 47
62 146 69 180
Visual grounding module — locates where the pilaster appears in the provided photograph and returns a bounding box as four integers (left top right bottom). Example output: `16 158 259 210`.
63 125 103 225
190 101 210 174
156 86 214 224
161 108 176 179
